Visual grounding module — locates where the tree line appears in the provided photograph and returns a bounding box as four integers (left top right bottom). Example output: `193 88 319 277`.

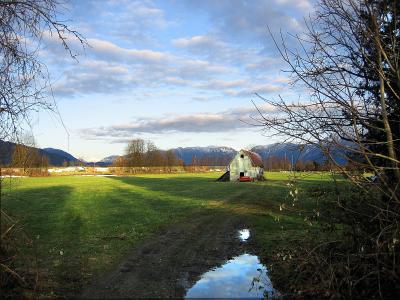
10 144 49 170
263 156 325 171
112 139 183 168
6 137 355 172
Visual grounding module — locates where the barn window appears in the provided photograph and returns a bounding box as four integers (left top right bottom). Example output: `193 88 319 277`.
240 154 244 158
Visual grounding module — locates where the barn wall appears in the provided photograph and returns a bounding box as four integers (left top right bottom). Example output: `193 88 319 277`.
229 151 263 181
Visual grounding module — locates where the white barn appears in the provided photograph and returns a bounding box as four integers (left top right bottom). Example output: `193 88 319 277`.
228 150 264 181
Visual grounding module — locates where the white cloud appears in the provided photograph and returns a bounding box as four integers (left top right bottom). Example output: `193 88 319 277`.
199 79 283 97
79 104 277 140
44 1 297 99
274 0 313 13
200 79 247 90
51 60 135 96
182 0 313 46
172 35 218 48
177 59 232 79
88 38 172 64
172 34 266 68
49 37 238 97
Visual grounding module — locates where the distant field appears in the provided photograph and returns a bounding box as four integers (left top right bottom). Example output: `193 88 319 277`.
2 172 345 296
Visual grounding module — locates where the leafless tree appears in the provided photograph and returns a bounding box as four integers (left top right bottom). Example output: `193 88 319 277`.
256 0 399 297
165 150 177 167
11 135 49 174
0 0 86 142
257 0 399 199
0 0 85 293
126 138 146 167
145 140 165 167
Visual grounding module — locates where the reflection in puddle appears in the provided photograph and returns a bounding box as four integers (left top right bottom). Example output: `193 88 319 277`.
238 229 250 242
185 254 277 299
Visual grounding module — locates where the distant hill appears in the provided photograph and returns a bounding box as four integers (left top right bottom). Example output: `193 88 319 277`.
97 144 348 167
0 140 79 166
96 147 237 166
43 148 78 163
1 139 348 168
94 155 121 167
98 155 120 164
251 143 347 165
0 140 16 165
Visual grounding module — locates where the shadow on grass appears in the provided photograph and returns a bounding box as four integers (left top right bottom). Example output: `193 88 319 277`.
106 175 312 232
108 175 286 204
3 185 85 295
1 174 347 297
107 174 343 212
106 175 348 239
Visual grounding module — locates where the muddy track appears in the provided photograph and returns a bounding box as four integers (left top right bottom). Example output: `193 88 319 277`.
81 211 252 298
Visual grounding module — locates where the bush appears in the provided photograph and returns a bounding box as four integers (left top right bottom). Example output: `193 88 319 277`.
271 183 400 299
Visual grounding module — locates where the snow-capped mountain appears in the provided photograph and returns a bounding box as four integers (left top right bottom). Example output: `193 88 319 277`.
251 143 347 165
0 140 348 168
98 155 120 164
172 146 237 165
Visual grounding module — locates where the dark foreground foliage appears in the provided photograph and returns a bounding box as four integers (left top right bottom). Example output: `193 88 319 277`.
0 210 38 299
270 183 400 299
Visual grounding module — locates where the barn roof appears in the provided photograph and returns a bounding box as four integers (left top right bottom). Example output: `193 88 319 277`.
241 150 263 167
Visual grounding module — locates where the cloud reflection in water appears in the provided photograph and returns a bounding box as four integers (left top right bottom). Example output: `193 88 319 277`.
185 253 275 298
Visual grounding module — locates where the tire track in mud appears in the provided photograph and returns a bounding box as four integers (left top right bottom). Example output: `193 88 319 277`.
81 211 252 298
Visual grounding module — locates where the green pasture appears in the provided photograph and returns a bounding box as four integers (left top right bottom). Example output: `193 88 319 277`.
1 172 346 295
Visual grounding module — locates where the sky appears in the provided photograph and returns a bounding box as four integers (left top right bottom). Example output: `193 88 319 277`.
32 0 314 161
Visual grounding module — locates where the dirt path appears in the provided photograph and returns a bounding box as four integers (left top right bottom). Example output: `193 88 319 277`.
81 211 253 298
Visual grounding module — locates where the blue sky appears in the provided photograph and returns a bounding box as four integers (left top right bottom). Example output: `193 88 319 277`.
32 0 314 161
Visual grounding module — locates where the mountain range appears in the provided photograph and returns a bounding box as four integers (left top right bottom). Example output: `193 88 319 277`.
0 140 79 166
101 144 346 166
251 143 347 165
172 146 237 165
0 139 347 167
98 155 121 164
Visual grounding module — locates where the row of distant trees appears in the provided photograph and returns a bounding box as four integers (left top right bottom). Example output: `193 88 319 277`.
10 145 49 170
263 156 327 171
7 137 354 172
194 155 333 171
113 139 183 167
114 138 345 171
7 146 347 173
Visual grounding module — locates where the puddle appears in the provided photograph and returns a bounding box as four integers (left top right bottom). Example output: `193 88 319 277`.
185 253 278 299
238 229 250 242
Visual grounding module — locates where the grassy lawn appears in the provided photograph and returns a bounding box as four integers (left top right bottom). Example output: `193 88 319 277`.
1 171 344 296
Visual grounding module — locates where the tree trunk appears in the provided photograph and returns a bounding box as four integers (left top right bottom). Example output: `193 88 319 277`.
374 16 400 182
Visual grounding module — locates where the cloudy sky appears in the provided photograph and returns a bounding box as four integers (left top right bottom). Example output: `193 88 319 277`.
33 0 314 161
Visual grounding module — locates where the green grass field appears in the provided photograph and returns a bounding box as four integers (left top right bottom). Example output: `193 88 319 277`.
2 172 344 296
